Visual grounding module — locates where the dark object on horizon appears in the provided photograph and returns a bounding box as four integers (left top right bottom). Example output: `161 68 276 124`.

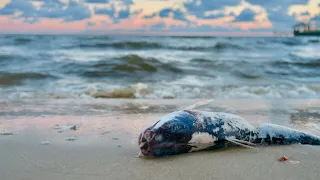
293 21 320 36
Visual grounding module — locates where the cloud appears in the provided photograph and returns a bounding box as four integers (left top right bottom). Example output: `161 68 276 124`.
184 0 240 18
0 0 36 16
246 0 308 6
246 0 318 30
288 0 320 20
149 22 166 31
0 0 92 23
85 0 109 3
159 8 187 21
87 21 96 26
94 6 115 16
233 8 255 22
63 1 91 22
118 9 130 19
1 0 316 33
300 12 310 16
92 0 133 22
144 12 156 19
202 12 226 19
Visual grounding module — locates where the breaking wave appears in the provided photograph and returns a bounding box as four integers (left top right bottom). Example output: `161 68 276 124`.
0 34 319 100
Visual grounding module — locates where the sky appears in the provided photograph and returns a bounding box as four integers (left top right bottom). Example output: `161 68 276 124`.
0 0 319 35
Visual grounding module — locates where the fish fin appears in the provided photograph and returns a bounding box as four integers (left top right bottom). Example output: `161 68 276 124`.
225 138 258 150
136 151 143 158
183 99 214 111
229 139 257 146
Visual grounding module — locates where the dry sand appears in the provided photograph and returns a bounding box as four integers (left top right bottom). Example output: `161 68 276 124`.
0 99 320 180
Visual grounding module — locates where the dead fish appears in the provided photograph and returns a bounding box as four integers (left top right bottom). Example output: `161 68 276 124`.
138 100 320 157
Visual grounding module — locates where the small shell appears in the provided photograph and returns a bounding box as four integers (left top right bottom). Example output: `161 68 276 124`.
279 156 288 162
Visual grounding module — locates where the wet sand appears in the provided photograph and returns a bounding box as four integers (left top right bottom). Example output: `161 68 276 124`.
1 99 320 180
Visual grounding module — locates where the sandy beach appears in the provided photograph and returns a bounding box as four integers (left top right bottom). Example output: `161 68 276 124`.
1 99 320 180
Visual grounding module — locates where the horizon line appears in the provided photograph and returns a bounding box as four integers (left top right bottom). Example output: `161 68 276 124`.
0 31 293 37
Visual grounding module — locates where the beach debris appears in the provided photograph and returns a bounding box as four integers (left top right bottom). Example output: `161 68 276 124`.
69 125 77 131
53 124 61 129
65 137 77 141
41 141 50 145
112 137 119 140
279 156 289 162
0 131 14 135
101 131 110 135
54 124 78 132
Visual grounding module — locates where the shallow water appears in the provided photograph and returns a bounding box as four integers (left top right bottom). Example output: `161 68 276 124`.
0 35 319 99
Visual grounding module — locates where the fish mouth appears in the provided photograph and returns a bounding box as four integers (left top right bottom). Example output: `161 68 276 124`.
138 130 155 156
138 130 186 156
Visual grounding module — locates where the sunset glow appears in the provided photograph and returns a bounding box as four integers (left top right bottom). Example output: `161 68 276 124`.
0 0 319 34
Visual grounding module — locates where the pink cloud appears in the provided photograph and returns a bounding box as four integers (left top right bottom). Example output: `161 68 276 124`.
232 21 272 30
0 15 89 33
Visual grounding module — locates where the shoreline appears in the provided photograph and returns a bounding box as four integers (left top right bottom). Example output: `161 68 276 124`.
1 99 320 180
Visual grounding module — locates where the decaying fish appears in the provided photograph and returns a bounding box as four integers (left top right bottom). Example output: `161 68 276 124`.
138 100 320 157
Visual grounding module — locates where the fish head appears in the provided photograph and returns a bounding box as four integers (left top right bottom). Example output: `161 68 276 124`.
138 111 196 157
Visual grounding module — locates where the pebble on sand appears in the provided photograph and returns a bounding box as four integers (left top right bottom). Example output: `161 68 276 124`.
41 141 50 145
69 125 77 131
0 131 14 135
65 137 77 141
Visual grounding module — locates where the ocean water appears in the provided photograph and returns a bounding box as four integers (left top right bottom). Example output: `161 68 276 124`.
0 34 319 99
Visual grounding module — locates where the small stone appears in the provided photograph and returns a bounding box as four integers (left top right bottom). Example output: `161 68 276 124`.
0 131 14 135
65 137 77 141
70 125 77 131
117 145 122 148
57 130 63 133
101 131 110 135
112 137 119 140
41 141 50 145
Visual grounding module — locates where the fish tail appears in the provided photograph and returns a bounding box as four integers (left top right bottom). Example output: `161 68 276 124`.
256 123 320 145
